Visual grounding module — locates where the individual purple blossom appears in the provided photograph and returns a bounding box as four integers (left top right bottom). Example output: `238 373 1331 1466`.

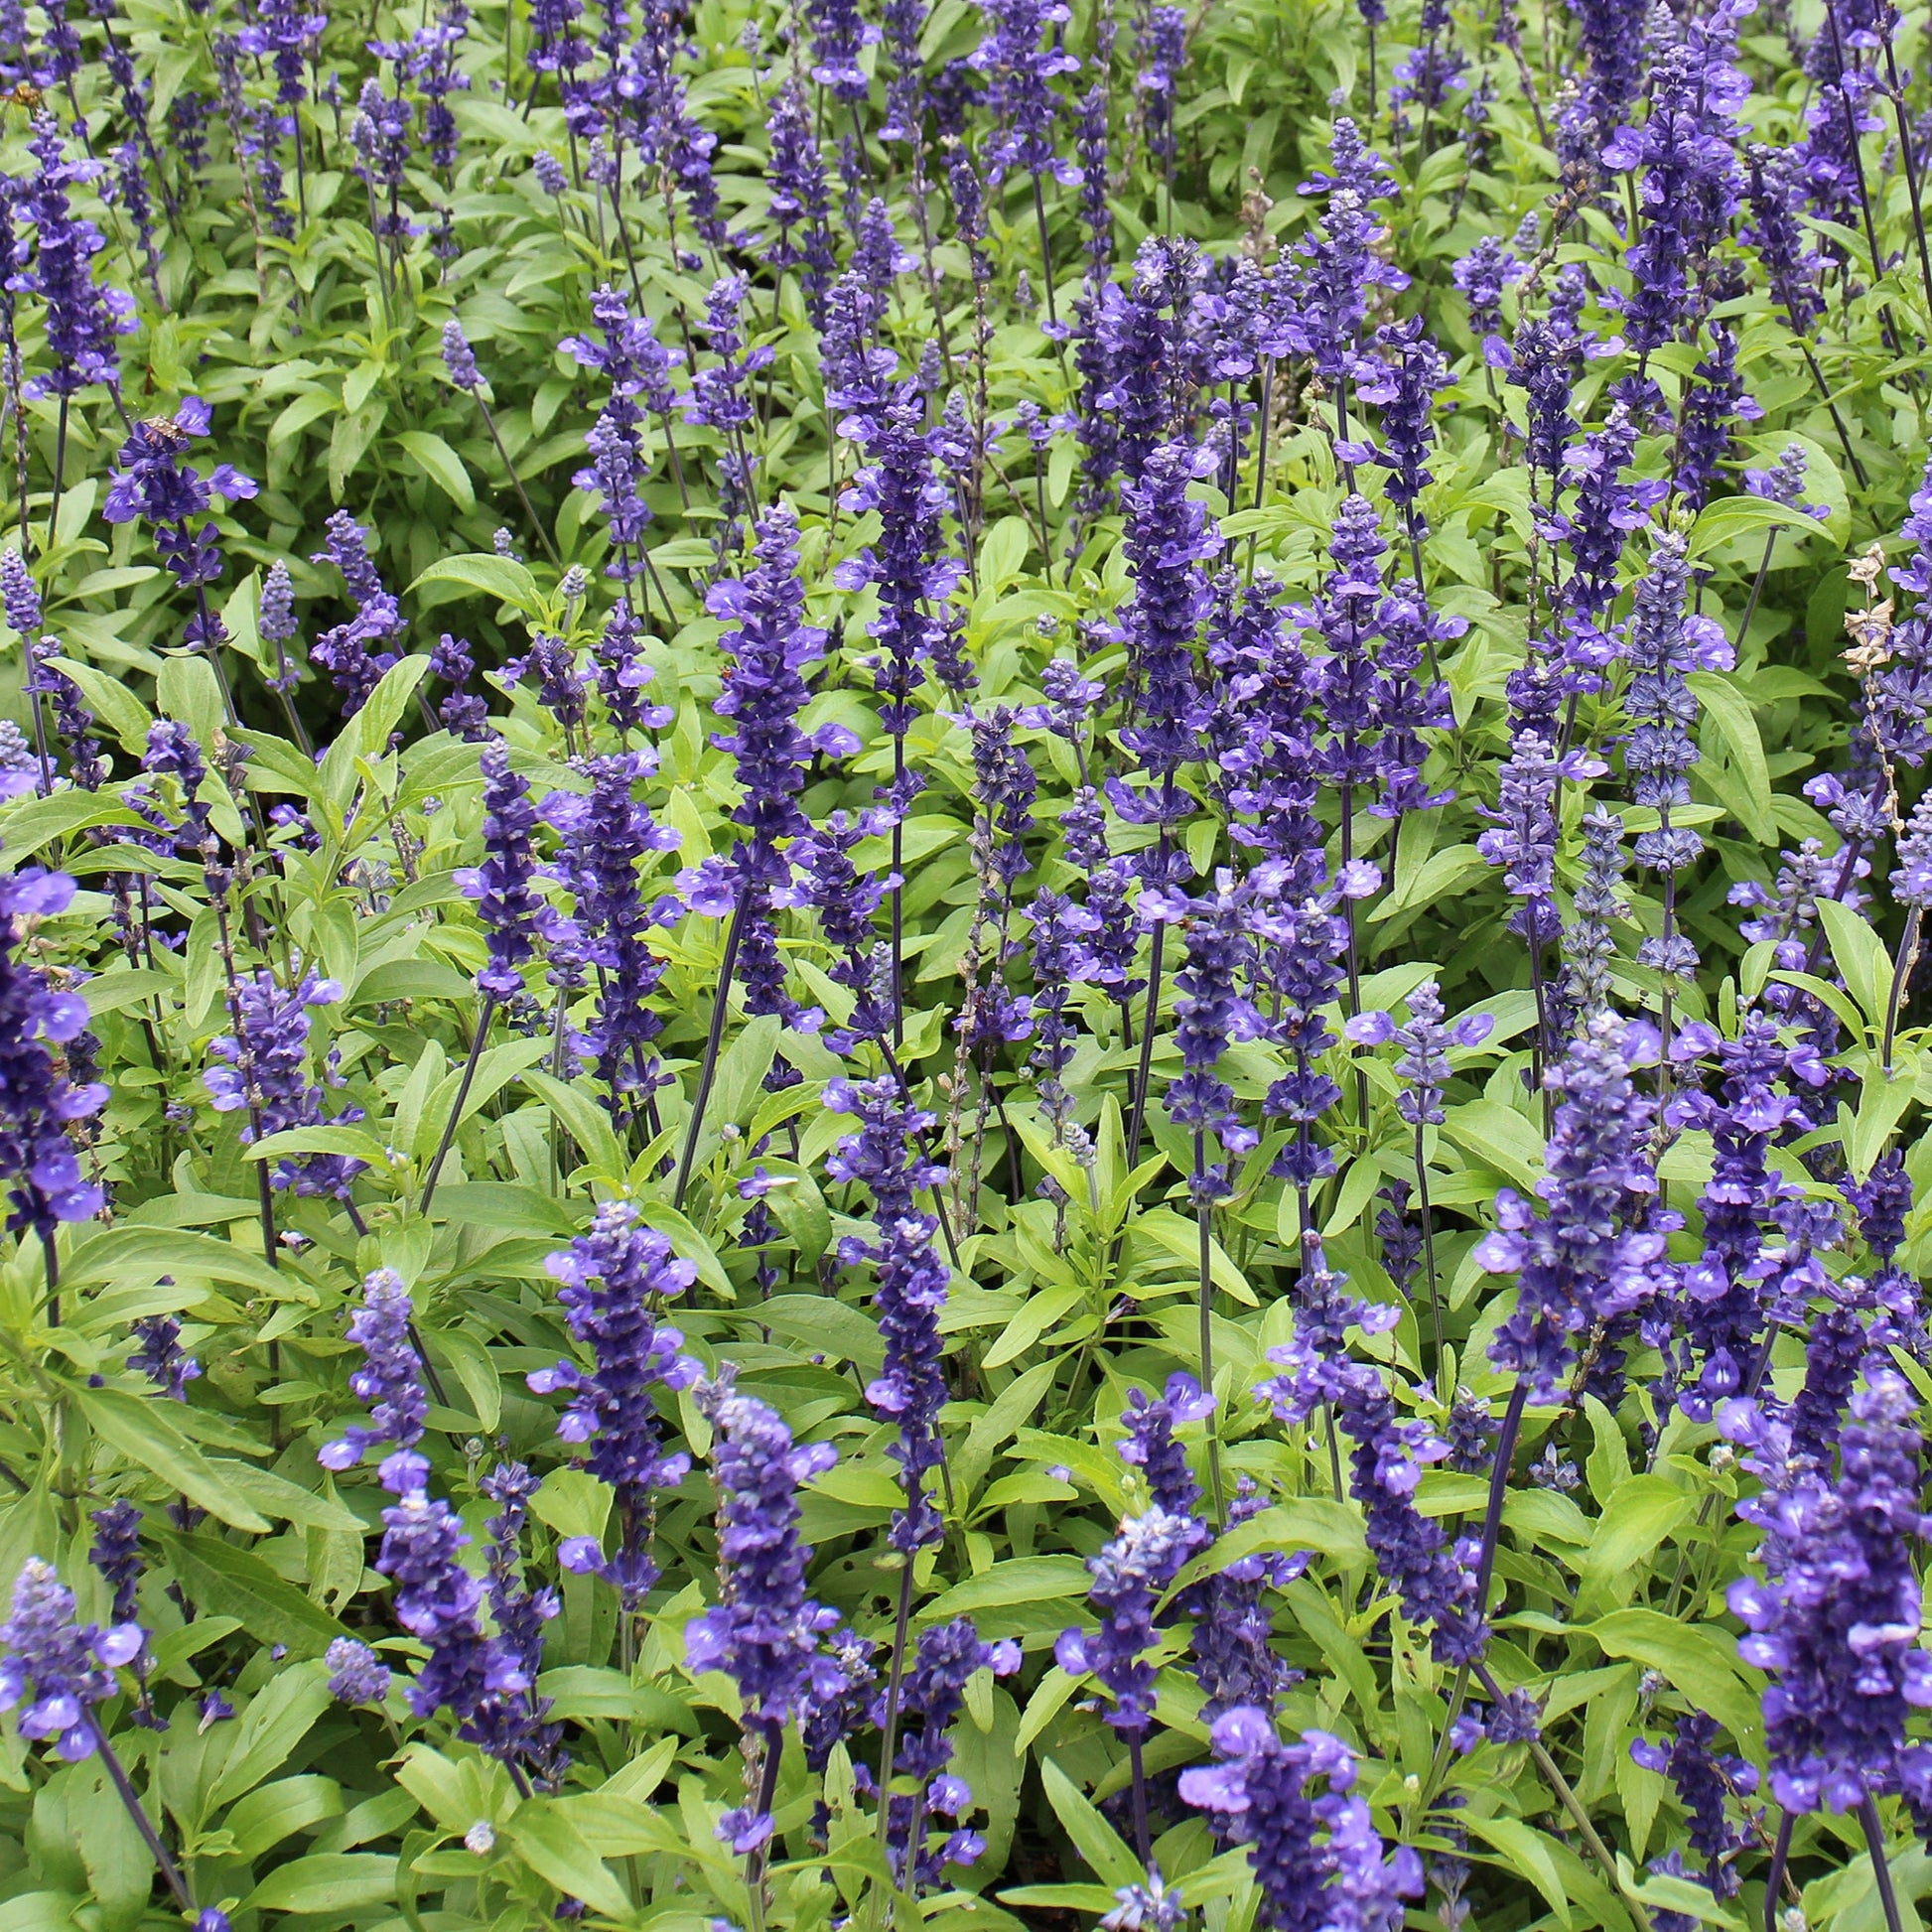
1621 529 1734 984
440 319 481 390
430 633 488 739
687 1371 841 1848
0 1558 143 1761
1450 234 1521 344
129 1313 200 1398
1543 405 1668 671
1179 1714 1423 1932
1357 316 1449 552
457 742 573 1001
1055 1504 1209 1737
205 969 363 1199
762 81 835 317
1476 1014 1670 1399
877 1618 1021 1888
1628 1713 1756 1911
472 1459 563 1779
308 511 404 715
1744 144 1826 334
1561 806 1630 1024
805 0 880 101
0 865 107 1240
1744 443 1830 522
1724 1368 1932 1816
1344 982 1492 1127
326 1637 391 1707
1675 322 1761 512
1136 5 1186 173
1479 726 1608 948
592 596 670 739
318 1269 429 1485
16 111 136 399
350 76 415 243
527 1203 700 1606
543 754 677 1112
824 1076 950 1552
787 809 895 1054
1260 1248 1486 1663
970 0 1080 187
87 1502 153 1724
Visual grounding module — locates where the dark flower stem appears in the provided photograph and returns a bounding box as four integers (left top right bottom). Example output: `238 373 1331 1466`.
1882 906 1919 1075
1413 1121 1447 1385
421 993 494 1214
1192 1132 1226 1524
82 1713 195 1915
1128 1732 1151 1864
1469 1381 1529 1626
1764 1814 1793 1932
673 896 749 1210
1862 1796 1907 1932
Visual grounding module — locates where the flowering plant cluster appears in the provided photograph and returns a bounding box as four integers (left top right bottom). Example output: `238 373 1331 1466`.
1 5 1932 1932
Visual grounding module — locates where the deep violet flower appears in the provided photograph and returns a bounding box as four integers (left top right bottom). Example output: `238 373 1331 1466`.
317 1268 428 1485
457 742 575 1001
0 1558 143 1761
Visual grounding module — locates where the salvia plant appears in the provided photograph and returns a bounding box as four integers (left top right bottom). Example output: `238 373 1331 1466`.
4 4 1932 1932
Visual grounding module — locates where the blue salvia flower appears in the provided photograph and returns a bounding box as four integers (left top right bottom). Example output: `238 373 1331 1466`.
805 0 879 101
544 753 677 1111
1476 1015 1671 1399
1136 4 1186 174
1345 981 1492 1127
1144 867 1269 1203
350 76 415 244
0 865 108 1239
457 742 574 1001
1743 145 1827 334
1477 729 1605 946
1743 442 1829 522
1300 493 1389 810
374 1486 530 1748
836 386 970 755
1676 324 1760 512
1449 234 1522 348
1055 1504 1210 1737
1092 240 1204 489
970 0 1080 187
204 969 363 1200
430 633 488 739
1120 1374 1215 1512
259 558 305 698
1724 1367 1932 1817
684 274 770 528
318 1269 430 1488
129 1314 199 1398
1560 0 1645 169
1542 404 1666 678
788 808 896 1054
1629 1713 1757 1917
879 1619 1022 1888
1179 1716 1423 1932
0 1558 144 1761
1026 886 1099 1129
472 1459 563 1780
1357 317 1449 555
1260 1247 1486 1664
1560 806 1629 1026
592 596 671 739
325 1637 391 1708
309 511 404 715
18 111 135 399
87 1501 155 1725
1621 529 1735 988
687 1370 841 1852
763 79 835 318
824 1075 950 1553
527 1202 701 1605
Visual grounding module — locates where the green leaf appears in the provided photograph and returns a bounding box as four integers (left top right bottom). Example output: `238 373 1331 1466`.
206 1665 335 1812
1444 1099 1545 1190
504 1800 633 1918
1687 493 1827 558
409 550 541 616
223 1775 345 1861
1583 1607 1760 1745
917 1556 1093 1623
64 1226 290 1300
1578 1475 1691 1580
1687 672 1776 842
1461 1813 1573 1928
395 430 475 510
1817 897 1892 1027
1039 1761 1140 1890
242 1853 398 1914
74 1388 271 1532
51 657 153 753
154 1529 348 1658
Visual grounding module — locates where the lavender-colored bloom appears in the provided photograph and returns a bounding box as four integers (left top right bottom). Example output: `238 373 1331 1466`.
787 808 895 1053
1629 1714 1756 1910
970 0 1080 187
1476 729 1603 944
1675 324 1760 512
1476 1014 1670 1399
441 319 481 390
686 1371 839 1756
1055 1504 1209 1736
1621 529 1734 984
1450 234 1521 343
805 0 880 101
0 865 107 1238
503 631 589 744
100 402 257 611
1179 1714 1423 1932
878 1618 1021 1887
527 1203 700 1605
129 1313 199 1398
1345 982 1492 1127
1744 144 1826 334
1145 867 1268 1202
835 388 967 742
1725 1368 1932 1816
350 76 415 241
16 112 135 398
565 287 680 585
457 743 572 1000
472 1459 562 1777
205 969 362 1199
1744 443 1829 522
308 512 404 715
1561 806 1630 1024
762 80 835 315
0 1558 143 1761
1260 1250 1486 1664
326 1637 391 1706
318 1269 429 1483
544 754 676 1109
825 1076 950 1552
375 1484 528 1742
430 633 487 739
1358 316 1449 548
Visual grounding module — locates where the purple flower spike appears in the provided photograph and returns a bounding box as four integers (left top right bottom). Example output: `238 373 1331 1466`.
0 1558 144 1761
